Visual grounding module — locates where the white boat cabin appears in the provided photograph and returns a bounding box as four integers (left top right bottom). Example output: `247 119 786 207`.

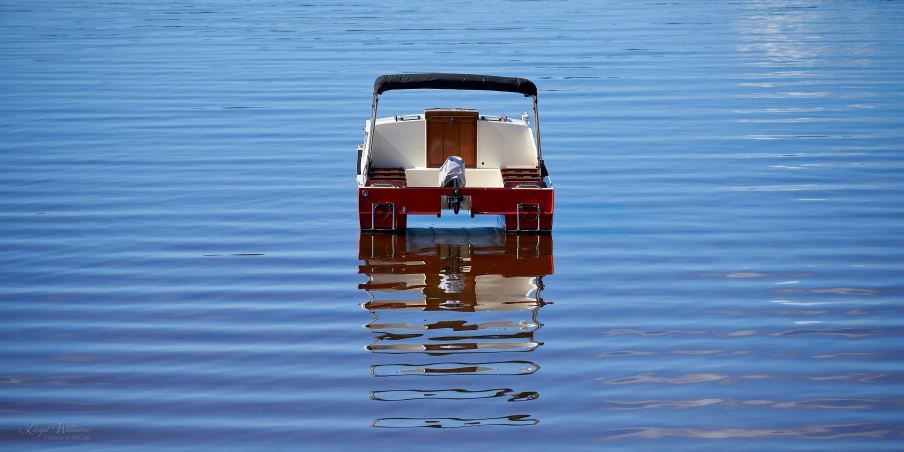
358 108 549 189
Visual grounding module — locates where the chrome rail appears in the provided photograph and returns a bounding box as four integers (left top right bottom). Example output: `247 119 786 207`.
371 202 396 231
517 203 541 232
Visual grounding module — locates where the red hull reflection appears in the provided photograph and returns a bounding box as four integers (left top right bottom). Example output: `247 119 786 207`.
360 228 553 428
359 228 553 312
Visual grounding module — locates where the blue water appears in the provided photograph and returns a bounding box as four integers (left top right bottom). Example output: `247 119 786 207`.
2 0 903 449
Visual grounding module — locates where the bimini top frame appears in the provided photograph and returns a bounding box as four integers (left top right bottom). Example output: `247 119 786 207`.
365 73 546 177
374 73 537 96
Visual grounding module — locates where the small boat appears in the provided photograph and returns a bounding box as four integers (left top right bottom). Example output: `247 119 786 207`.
357 73 554 232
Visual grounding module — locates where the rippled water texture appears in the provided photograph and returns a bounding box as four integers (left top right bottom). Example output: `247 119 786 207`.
2 0 903 450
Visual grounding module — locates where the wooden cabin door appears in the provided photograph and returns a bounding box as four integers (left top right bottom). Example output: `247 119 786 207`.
425 109 478 168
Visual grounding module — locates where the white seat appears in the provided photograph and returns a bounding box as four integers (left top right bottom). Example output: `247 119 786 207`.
406 168 503 188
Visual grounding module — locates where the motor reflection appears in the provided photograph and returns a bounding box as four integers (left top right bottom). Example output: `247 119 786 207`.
359 228 553 428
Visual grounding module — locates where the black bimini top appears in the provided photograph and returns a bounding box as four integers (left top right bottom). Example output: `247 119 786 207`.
374 73 537 97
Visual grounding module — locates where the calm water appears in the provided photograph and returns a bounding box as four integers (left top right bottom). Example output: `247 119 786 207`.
2 0 904 449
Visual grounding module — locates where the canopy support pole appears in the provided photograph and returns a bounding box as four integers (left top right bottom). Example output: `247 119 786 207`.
365 93 379 175
532 95 547 177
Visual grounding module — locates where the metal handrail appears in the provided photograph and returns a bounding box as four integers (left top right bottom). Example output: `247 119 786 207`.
517 203 541 232
370 182 398 188
371 202 396 230
532 95 542 163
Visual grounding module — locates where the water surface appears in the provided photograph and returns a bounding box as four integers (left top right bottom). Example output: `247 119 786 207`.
1 0 903 450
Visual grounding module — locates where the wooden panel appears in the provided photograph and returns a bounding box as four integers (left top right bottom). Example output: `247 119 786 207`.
442 121 457 163
425 109 479 119
457 119 477 167
426 120 445 167
425 109 478 168
501 167 545 188
367 166 408 187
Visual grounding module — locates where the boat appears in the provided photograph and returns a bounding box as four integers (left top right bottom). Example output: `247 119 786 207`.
356 73 554 232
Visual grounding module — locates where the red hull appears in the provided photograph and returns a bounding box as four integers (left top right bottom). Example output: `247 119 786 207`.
358 186 554 232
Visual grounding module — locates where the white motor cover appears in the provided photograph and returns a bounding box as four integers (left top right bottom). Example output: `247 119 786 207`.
437 156 466 187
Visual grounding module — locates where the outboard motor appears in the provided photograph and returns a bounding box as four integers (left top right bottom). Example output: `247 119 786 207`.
438 156 466 214
438 156 466 188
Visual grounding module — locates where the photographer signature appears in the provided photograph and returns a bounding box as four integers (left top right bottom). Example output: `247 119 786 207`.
19 422 91 440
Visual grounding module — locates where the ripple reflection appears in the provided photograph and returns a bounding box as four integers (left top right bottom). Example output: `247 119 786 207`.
359 228 553 427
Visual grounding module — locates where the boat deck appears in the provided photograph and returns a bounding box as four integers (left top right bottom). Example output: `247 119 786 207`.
367 166 545 189
366 167 407 188
501 168 546 188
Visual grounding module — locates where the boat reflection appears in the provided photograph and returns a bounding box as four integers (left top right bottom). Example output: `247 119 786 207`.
371 389 539 402
372 414 538 429
359 228 553 428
